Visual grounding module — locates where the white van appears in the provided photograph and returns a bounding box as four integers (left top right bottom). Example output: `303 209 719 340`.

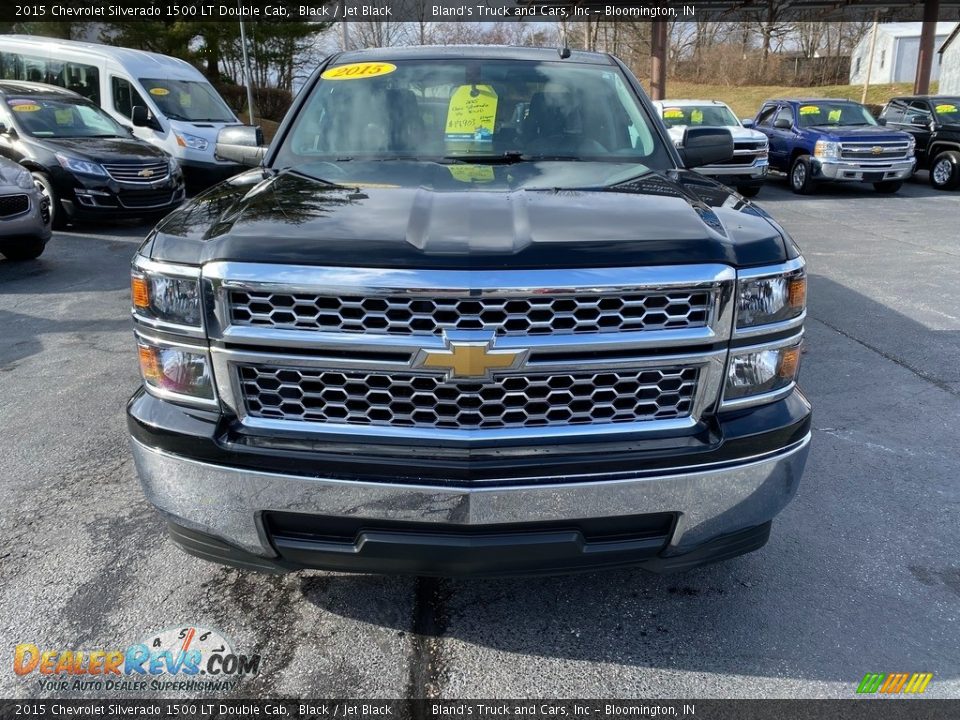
0 35 244 185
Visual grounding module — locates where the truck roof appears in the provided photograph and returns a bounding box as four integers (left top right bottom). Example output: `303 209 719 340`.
333 45 615 65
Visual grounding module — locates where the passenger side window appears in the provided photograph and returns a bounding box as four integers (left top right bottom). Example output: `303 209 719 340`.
907 101 932 127
112 76 147 120
882 101 905 124
775 106 794 127
756 105 778 127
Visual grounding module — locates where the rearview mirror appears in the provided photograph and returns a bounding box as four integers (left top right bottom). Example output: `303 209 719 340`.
741 118 756 128
215 125 266 166
774 117 793 130
680 126 734 169
132 106 162 132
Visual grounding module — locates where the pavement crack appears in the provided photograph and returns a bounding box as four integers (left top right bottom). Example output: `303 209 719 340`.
406 576 449 710
811 315 959 398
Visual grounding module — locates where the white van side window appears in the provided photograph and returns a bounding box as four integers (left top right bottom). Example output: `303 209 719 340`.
0 52 99 105
112 76 147 120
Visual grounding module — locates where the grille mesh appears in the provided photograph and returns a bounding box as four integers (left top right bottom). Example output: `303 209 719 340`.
229 290 712 336
102 161 170 184
238 365 698 430
0 194 29 218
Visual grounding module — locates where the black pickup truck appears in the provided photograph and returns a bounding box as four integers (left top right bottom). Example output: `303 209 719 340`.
127 46 811 577
880 95 960 190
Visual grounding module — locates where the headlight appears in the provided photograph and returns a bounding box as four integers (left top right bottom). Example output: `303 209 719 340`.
175 132 209 151
813 140 840 160
724 339 802 404
14 168 35 189
137 340 215 403
131 262 203 328
736 266 806 329
56 153 106 177
907 136 916 154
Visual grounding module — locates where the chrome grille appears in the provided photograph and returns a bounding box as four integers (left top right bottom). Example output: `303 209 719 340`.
839 141 911 161
228 289 712 336
102 161 170 184
238 365 699 430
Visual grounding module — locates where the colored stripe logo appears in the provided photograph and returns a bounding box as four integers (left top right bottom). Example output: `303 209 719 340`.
857 673 933 694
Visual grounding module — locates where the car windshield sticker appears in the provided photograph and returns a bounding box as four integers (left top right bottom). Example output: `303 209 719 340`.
828 108 842 123
149 87 169 96
663 108 684 119
936 104 957 114
179 93 192 107
54 108 74 124
690 108 704 124
449 165 495 183
321 62 397 80
799 105 820 116
10 102 41 112
445 85 498 144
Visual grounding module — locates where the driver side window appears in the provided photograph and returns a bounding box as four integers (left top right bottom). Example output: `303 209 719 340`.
756 105 778 127
775 106 794 127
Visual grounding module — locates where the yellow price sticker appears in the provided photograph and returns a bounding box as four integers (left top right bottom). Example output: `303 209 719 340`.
799 105 820 115
449 165 495 183
828 108 842 123
445 85 498 143
11 103 41 112
663 108 684 119
149 87 170 96
935 104 957 114
321 62 397 80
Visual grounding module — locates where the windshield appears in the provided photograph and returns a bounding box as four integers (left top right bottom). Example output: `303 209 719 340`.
796 102 878 128
138 78 235 122
660 104 738 128
275 58 672 176
933 99 960 124
7 97 125 138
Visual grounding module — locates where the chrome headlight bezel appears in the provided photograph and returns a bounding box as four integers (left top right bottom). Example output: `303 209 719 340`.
136 333 218 408
176 132 209 151
813 140 841 160
734 259 806 336
722 333 804 410
131 257 204 337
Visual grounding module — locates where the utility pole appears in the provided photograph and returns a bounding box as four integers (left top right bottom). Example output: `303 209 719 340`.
239 12 255 125
861 11 880 105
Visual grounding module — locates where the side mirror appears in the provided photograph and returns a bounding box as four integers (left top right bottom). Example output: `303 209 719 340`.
741 118 756 128
773 117 793 130
215 125 266 166
132 105 162 132
679 126 734 169
877 117 887 126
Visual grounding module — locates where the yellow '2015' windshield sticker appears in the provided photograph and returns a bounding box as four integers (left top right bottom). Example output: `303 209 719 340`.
799 105 820 115
663 108 684 119
445 85 498 144
321 62 397 80
11 103 41 112
149 87 169 96
936 104 958 114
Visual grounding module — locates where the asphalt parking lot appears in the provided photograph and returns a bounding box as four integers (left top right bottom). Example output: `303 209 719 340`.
1 174 958 701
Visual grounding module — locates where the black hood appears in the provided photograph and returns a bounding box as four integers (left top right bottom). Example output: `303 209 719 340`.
39 136 168 163
145 161 793 270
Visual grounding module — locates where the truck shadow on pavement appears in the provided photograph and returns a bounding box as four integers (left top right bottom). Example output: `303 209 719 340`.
297 275 960 685
759 170 949 202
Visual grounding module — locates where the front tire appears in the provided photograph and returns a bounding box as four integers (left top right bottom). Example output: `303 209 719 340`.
0 238 46 261
737 184 761 198
929 151 960 190
873 180 903 194
789 156 815 194
32 172 67 229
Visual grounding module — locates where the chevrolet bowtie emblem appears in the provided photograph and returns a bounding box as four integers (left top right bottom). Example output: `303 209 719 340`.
138 168 154 178
872 146 883 155
414 336 527 379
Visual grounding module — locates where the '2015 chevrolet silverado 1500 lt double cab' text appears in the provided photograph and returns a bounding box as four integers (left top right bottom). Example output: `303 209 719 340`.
127 46 811 577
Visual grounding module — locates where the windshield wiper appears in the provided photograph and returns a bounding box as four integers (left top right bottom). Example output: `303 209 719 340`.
444 151 582 164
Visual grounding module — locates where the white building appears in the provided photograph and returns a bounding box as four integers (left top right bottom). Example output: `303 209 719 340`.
940 25 960 94
849 22 957 85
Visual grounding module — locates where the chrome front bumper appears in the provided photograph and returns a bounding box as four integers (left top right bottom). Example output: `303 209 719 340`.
131 432 811 566
814 158 915 182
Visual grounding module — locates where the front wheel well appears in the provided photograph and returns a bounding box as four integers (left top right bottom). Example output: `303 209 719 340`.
929 142 960 159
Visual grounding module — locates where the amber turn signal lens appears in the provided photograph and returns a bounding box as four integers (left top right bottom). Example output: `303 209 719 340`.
788 276 806 309
131 276 150 309
779 346 801 379
138 345 162 383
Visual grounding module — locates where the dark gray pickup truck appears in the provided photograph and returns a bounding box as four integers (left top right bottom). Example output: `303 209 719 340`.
127 46 811 577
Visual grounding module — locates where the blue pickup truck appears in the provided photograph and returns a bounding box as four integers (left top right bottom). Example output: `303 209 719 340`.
746 98 916 194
